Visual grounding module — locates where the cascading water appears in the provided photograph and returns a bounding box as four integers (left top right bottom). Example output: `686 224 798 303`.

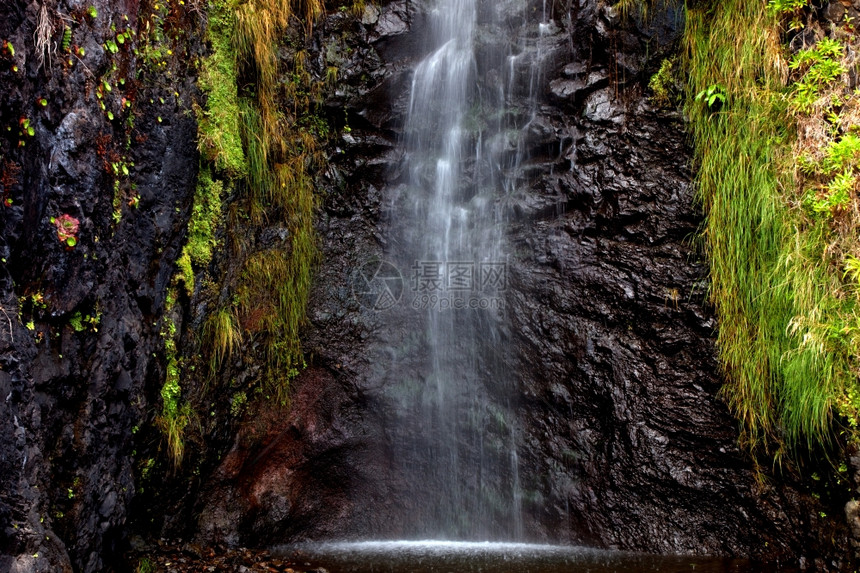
374 0 552 541
384 0 518 539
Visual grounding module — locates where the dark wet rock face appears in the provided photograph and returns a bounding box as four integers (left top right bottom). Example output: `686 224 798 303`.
197 0 852 569
0 1 200 570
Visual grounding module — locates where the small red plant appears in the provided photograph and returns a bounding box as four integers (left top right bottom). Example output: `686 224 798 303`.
52 214 80 248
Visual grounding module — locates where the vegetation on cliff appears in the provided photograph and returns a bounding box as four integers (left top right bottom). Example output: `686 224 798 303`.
640 0 860 468
156 0 329 465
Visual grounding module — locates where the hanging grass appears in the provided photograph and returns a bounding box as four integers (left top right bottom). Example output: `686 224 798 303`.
157 0 325 465
683 0 860 460
203 305 243 376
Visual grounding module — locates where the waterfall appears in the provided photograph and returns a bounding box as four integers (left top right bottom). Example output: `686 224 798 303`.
372 0 553 540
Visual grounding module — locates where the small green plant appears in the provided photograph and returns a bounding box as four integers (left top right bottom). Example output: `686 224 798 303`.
790 38 846 113
111 160 130 177
3 40 14 57
69 312 85 332
844 254 860 285
29 293 47 311
136 557 155 573
821 134 860 174
351 0 367 16
230 391 247 416
52 214 80 247
19 118 34 137
87 6 98 19
648 58 676 106
204 306 242 374
695 83 727 109
61 26 72 52
325 65 338 86
767 0 808 15
802 171 854 215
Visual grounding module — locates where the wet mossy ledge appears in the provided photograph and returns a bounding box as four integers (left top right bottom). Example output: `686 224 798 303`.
639 0 860 473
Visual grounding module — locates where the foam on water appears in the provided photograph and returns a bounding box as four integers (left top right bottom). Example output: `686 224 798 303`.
291 540 598 554
275 540 767 573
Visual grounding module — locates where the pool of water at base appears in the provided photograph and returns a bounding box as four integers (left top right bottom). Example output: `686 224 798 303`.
273 540 785 573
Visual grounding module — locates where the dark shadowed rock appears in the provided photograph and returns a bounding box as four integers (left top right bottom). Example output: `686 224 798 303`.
0 1 202 570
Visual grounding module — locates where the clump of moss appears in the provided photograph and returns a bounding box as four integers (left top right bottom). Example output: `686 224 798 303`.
197 1 246 177
155 314 192 467
181 168 223 274
176 252 195 298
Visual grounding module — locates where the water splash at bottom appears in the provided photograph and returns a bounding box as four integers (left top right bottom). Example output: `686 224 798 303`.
274 540 775 573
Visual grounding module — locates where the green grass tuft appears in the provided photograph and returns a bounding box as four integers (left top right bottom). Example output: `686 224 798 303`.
203 306 242 375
